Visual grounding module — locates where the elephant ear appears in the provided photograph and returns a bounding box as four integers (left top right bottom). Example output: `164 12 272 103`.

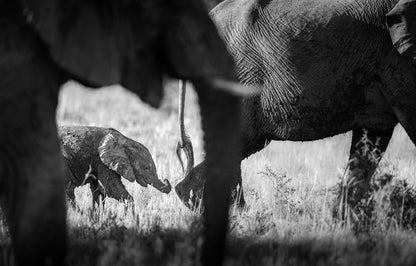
98 133 137 184
162 0 236 81
20 0 166 106
386 0 416 63
20 0 121 86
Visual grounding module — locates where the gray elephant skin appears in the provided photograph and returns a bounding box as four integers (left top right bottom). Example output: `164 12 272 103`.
0 0 247 265
59 126 171 205
176 0 416 218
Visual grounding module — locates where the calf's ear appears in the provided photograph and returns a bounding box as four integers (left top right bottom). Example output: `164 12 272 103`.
98 133 141 185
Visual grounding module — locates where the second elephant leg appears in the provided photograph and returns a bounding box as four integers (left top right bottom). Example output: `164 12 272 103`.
89 179 105 207
66 181 77 207
64 163 77 206
96 164 133 204
232 167 245 209
334 127 394 221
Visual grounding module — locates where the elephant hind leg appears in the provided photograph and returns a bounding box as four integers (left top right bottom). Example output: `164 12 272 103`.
231 167 246 210
66 181 77 208
89 179 105 208
348 127 394 176
334 127 394 226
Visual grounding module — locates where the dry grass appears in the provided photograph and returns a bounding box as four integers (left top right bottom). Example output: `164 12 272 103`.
2 81 416 265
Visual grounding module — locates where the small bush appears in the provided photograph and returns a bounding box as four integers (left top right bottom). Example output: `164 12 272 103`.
333 130 416 231
260 166 303 217
372 174 416 230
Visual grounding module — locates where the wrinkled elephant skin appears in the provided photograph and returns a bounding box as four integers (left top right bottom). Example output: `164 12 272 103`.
176 0 416 223
0 0 242 265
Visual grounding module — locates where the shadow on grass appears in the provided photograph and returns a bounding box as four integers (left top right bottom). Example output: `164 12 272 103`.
227 234 416 266
1 224 416 265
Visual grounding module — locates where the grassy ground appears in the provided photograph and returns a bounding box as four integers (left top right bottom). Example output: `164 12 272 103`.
2 81 416 265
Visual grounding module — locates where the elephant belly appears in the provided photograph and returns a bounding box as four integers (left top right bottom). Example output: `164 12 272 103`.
257 48 403 141
259 64 400 141
253 4 407 141
275 100 397 141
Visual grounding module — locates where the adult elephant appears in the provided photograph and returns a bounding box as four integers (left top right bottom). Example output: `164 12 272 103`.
1 0 253 265
175 0 416 219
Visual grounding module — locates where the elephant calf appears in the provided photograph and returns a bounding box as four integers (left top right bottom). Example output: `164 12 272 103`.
58 126 171 205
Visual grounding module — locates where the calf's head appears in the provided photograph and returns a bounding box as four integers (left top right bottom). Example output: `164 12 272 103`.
98 132 171 194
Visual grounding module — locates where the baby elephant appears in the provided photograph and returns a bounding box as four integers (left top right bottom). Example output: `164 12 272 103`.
58 126 171 205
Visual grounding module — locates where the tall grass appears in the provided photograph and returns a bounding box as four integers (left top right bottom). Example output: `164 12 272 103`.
1 81 416 265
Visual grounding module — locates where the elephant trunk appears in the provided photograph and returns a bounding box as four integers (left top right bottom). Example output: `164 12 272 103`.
174 78 254 208
176 80 195 178
182 138 195 178
150 177 172 194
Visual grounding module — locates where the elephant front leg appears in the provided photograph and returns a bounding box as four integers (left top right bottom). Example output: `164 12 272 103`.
195 83 242 266
96 164 133 204
0 95 67 265
334 127 394 228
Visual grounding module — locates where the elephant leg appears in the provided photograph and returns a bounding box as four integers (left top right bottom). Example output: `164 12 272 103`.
232 134 273 209
0 127 67 265
231 167 245 209
66 181 77 207
334 127 394 224
195 83 242 266
0 21 67 265
96 164 133 203
0 92 67 265
64 162 78 207
89 179 105 208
